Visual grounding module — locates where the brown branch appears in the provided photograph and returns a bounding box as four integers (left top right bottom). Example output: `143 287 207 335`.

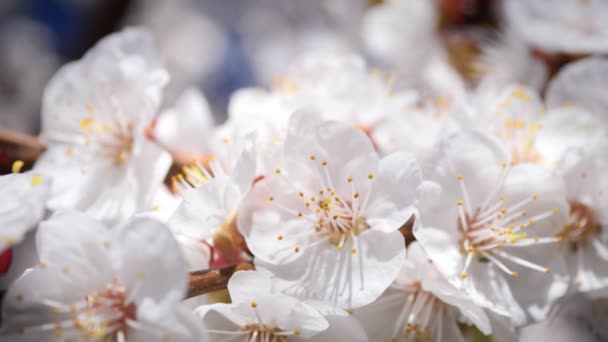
187 262 254 299
0 127 46 168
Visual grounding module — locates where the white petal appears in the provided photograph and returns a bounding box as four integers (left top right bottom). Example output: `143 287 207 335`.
36 211 113 294
0 172 49 252
155 87 214 155
365 151 422 233
227 270 275 304
546 56 608 121
114 217 188 305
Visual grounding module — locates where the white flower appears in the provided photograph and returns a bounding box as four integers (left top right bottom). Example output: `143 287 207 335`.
556 148 608 293
238 112 426 309
195 270 330 341
33 27 172 225
466 84 606 168
520 294 608 342
353 242 491 341
371 95 461 163
505 0 608 54
546 56 608 128
168 136 257 270
221 50 418 154
0 170 49 253
1 211 206 342
476 29 548 91
152 87 215 159
414 130 570 325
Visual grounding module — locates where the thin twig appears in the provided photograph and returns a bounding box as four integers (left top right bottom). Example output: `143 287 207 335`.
0 128 46 171
187 262 254 299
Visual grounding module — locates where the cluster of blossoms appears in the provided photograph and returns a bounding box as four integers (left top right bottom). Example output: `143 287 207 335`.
2 1 608 341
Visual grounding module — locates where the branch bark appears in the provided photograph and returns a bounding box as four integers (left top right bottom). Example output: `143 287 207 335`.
187 262 254 299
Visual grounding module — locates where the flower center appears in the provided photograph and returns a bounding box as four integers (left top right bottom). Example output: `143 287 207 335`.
77 115 136 166
208 301 302 341
387 283 442 342
26 278 139 341
496 87 543 165
454 173 560 279
560 201 600 245
170 155 219 194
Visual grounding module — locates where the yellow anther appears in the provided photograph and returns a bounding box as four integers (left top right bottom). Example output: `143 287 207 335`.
457 174 463 181
501 162 507 168
501 208 507 214
347 177 353 183
310 155 316 160
333 215 339 220
508 233 527 243
162 331 171 342
275 168 281 174
460 272 468 279
490 226 496 231
552 207 559 214
268 196 274 201
466 246 474 253
39 261 47 269
354 192 360 198
521 210 526 216
336 245 343 251
545 268 551 273
368 173 374 179
79 117 94 130
250 301 257 308
351 248 357 254
62 266 69 274
31 175 43 186
511 272 518 278
532 194 538 200
277 235 283 240
294 329 301 336
499 195 504 201
294 247 300 253
152 205 159 212
457 200 463 206
102 241 111 249
322 161 328 166
11 160 24 173
297 212 303 217
298 192 304 197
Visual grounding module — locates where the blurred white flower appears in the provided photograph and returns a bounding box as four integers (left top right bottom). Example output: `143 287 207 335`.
476 29 548 91
520 294 608 342
505 0 608 54
556 148 608 293
238 112 426 309
546 57 608 128
353 242 491 341
361 0 464 97
128 0 228 103
222 50 418 161
1 212 206 341
0 170 49 253
414 131 570 325
34 28 172 226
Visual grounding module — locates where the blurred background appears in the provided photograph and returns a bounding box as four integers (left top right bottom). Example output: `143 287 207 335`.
0 0 502 135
